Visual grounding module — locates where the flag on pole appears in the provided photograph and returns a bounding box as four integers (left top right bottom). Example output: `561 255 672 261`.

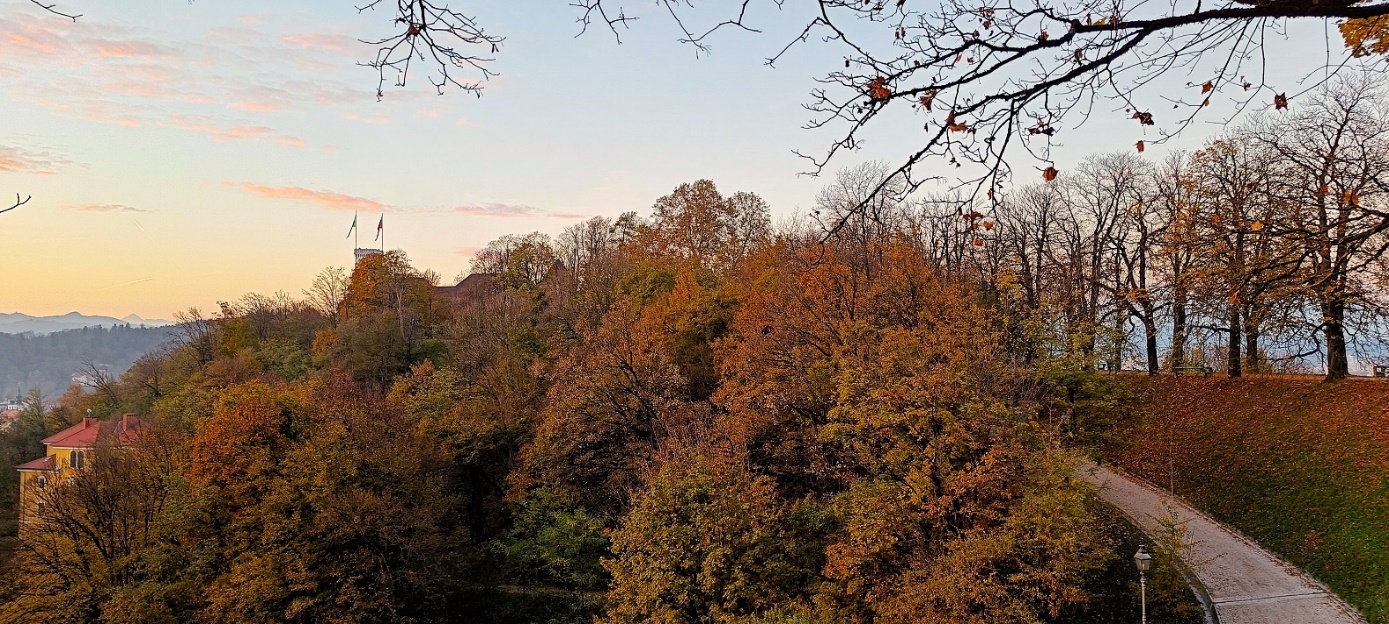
375 215 384 241
346 213 358 239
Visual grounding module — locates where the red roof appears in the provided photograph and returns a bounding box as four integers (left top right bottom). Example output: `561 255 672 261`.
41 414 144 448
15 455 56 472
436 272 499 300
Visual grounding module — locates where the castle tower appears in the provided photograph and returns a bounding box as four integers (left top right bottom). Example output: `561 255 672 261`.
354 248 383 264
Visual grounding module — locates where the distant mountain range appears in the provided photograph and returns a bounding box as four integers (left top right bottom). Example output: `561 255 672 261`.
0 312 174 335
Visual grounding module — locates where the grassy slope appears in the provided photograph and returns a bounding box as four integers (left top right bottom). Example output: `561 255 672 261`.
1109 375 1389 624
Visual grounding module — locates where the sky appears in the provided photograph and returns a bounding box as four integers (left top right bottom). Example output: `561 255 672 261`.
0 0 1360 319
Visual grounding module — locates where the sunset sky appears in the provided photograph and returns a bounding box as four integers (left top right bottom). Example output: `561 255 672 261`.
0 0 1355 319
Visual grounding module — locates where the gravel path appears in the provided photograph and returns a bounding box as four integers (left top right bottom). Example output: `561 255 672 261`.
1078 462 1367 624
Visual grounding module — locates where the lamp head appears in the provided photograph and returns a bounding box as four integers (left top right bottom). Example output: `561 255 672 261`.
1134 544 1153 573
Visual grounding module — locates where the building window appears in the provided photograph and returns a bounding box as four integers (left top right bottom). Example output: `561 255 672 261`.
36 475 47 491
71 450 84 470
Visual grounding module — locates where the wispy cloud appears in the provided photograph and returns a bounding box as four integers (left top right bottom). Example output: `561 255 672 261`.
0 145 72 174
410 203 584 219
341 110 394 125
450 203 543 217
280 33 360 56
163 115 305 147
98 277 154 291
230 188 564 219
218 125 274 140
95 40 170 58
70 203 152 214
0 9 367 148
236 183 387 212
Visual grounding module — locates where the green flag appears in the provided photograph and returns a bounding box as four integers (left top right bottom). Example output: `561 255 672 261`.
346 213 357 239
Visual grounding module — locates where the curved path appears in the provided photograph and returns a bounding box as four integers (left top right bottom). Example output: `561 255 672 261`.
1078 462 1367 624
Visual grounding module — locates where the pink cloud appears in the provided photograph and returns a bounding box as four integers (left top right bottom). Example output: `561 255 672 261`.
280 33 359 55
341 110 393 125
1 13 360 114
69 203 152 214
230 100 283 113
451 203 542 217
4 31 66 55
237 183 387 212
22 93 148 127
410 203 581 219
0 145 72 174
166 117 271 141
96 41 168 58
160 115 305 146
218 126 275 141
0 8 393 154
100 80 212 104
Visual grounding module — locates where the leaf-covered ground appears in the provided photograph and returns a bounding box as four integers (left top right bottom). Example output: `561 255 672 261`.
1110 375 1389 624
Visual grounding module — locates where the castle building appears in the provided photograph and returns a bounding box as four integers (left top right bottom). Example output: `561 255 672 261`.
354 248 384 264
14 415 145 523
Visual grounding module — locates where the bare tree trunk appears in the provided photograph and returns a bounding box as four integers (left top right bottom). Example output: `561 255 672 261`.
1110 310 1126 373
1171 289 1188 371
1227 306 1243 378
1324 298 1349 381
1142 311 1159 375
1244 318 1261 374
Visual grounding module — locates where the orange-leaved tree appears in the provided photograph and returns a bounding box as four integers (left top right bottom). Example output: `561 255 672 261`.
602 446 823 624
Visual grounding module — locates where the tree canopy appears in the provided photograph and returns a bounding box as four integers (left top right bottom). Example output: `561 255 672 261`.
0 175 1154 623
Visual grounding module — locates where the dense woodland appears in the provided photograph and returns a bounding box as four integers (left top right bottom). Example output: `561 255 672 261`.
0 326 175 400
1 81 1387 623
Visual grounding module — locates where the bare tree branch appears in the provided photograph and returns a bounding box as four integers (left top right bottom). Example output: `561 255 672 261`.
20 0 1389 235
1 194 31 216
357 0 504 99
28 0 80 21
572 0 638 42
569 0 1389 233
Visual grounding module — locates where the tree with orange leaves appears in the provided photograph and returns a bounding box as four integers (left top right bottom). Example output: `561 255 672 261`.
711 228 1106 623
602 446 822 624
516 297 705 515
645 180 771 274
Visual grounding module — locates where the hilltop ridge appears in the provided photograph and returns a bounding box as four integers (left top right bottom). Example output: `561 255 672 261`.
0 312 173 335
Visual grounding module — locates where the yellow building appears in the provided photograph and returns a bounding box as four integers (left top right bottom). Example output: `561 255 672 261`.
15 414 144 522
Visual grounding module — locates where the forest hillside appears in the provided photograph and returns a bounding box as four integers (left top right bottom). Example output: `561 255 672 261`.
0 178 1173 624
0 325 176 399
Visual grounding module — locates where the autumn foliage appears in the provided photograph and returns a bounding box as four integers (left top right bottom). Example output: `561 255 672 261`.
0 180 1120 624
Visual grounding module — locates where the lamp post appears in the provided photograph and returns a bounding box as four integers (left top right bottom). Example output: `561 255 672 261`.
1134 544 1153 624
